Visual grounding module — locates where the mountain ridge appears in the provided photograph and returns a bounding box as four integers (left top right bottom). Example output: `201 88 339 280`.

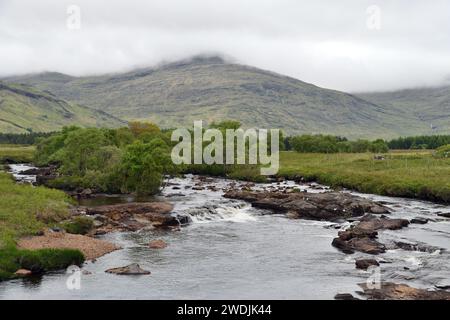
5 56 450 138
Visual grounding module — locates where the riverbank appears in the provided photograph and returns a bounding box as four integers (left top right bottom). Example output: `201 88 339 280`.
278 151 450 204
0 172 87 280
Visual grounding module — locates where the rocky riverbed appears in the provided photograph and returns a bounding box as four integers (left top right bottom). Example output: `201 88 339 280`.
1 165 449 300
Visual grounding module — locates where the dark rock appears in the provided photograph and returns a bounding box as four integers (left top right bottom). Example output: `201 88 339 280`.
332 238 355 254
105 263 150 275
437 212 450 218
355 258 379 270
347 237 386 255
394 241 441 253
334 293 359 300
224 190 389 221
410 217 428 224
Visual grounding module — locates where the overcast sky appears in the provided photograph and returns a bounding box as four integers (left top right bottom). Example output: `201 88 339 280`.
1 0 450 92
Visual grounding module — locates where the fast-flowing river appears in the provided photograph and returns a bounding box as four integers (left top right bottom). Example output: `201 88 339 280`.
1 165 449 299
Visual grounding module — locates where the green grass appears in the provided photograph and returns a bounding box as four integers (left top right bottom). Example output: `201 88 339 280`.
0 172 84 280
0 144 35 163
0 172 72 242
278 151 450 203
0 245 84 281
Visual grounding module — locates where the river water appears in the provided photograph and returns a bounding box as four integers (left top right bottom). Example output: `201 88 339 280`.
0 166 449 299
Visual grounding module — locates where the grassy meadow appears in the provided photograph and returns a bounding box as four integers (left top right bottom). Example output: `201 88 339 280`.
278 150 450 203
0 144 35 163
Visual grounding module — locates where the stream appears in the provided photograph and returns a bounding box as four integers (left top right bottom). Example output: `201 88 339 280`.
0 164 449 299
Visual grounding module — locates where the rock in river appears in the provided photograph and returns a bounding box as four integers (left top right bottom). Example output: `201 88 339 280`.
149 239 168 249
332 214 409 255
358 282 450 300
355 258 379 270
223 190 389 221
85 202 186 232
105 263 150 275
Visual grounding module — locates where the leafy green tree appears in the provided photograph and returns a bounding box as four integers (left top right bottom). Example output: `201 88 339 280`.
120 138 175 195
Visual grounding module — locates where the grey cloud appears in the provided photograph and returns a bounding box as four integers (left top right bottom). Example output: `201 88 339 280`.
0 0 449 92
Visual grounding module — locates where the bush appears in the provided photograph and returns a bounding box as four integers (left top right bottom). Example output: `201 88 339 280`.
60 216 94 235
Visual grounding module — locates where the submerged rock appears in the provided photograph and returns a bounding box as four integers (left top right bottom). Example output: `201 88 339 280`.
223 190 389 221
148 239 168 249
105 263 150 275
358 282 450 300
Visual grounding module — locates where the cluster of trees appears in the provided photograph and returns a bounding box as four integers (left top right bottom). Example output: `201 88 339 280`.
387 135 450 150
285 135 389 153
0 132 54 145
35 122 175 195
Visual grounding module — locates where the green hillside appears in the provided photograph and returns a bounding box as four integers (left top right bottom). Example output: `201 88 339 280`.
6 56 449 138
0 82 125 133
358 86 450 136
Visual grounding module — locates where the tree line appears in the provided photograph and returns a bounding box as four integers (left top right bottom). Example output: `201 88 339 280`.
387 135 450 150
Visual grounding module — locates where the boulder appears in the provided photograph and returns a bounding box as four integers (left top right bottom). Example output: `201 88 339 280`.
224 190 389 221
410 217 428 224
437 212 450 218
355 258 379 270
105 263 150 275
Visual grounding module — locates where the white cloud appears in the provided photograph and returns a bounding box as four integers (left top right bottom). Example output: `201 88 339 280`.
0 0 449 91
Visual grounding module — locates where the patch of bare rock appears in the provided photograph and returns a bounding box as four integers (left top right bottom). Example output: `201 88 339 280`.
77 202 189 234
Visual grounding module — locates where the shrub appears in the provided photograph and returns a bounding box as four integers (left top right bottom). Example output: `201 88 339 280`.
60 216 94 235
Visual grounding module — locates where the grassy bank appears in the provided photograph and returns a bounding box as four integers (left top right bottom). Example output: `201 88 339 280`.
0 144 35 164
278 151 450 203
0 172 84 280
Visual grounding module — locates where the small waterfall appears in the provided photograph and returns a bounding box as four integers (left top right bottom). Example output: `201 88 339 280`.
182 202 257 223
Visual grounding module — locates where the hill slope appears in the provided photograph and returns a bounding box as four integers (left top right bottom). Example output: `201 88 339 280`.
6 56 445 139
358 86 450 136
0 82 125 133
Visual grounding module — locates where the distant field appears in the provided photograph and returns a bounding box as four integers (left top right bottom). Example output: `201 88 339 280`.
0 144 35 163
278 151 450 203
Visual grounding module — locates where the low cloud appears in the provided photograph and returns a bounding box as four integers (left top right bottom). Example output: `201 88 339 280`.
1 0 449 92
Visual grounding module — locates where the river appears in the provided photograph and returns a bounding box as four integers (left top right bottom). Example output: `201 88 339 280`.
0 165 449 299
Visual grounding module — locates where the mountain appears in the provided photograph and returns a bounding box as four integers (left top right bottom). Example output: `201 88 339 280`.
0 82 125 133
5 56 448 138
357 86 450 136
